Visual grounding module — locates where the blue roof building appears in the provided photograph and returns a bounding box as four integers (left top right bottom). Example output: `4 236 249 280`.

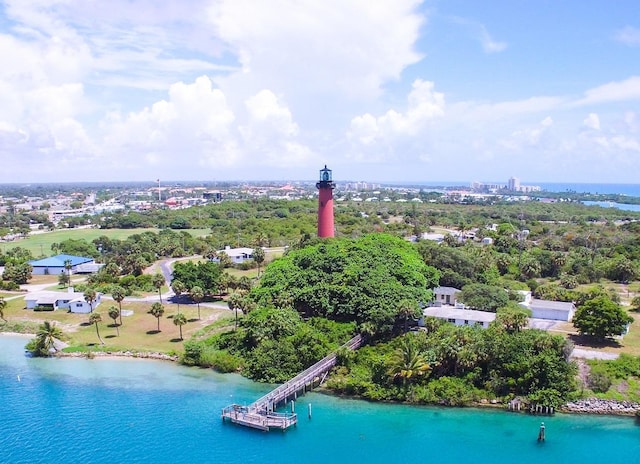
28 254 98 275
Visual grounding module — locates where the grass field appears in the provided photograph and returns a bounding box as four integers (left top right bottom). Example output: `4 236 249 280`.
1 228 212 257
0 290 234 355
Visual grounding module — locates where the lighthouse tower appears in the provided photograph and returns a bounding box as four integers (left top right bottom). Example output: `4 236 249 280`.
316 165 335 238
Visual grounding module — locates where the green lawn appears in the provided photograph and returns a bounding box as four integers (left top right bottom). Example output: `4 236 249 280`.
1 228 211 257
0 292 233 354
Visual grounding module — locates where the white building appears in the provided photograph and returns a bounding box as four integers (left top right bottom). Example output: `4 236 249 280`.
423 306 496 329
519 291 576 322
213 246 255 264
24 289 102 314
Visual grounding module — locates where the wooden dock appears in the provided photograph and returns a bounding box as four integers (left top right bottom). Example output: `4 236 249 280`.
222 334 362 431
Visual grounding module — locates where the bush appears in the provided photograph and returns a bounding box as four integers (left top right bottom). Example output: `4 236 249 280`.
587 372 612 393
413 377 482 406
33 305 54 312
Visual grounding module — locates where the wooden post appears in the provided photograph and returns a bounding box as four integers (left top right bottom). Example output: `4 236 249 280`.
291 400 295 413
308 403 312 419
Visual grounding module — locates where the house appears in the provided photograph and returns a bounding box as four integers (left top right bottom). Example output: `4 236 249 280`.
423 306 496 329
432 286 462 306
24 289 102 314
519 291 576 322
27 254 103 276
213 246 255 264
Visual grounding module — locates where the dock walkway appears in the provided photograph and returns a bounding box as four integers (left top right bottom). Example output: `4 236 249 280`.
222 334 362 431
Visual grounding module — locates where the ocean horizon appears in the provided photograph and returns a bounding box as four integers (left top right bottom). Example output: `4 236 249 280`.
1 334 638 464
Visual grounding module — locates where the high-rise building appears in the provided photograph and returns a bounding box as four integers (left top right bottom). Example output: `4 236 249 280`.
508 177 520 191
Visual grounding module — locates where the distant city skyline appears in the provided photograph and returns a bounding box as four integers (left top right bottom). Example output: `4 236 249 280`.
2 1 640 183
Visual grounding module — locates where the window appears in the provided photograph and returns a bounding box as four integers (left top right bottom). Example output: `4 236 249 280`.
447 318 455 323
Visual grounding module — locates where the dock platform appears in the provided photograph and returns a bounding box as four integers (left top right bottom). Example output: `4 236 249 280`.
222 334 362 431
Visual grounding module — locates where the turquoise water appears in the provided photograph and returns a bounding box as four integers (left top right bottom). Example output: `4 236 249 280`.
1 335 638 464
583 200 640 212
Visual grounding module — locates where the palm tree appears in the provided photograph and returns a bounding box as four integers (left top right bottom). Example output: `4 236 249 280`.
173 312 187 340
111 285 126 325
64 259 72 288
108 306 120 336
388 335 431 388
228 292 243 330
89 312 104 344
152 273 165 303
0 297 6 322
84 288 97 313
149 302 165 332
190 286 204 320
171 280 186 314
34 321 64 356
238 276 253 293
252 246 265 277
397 298 419 334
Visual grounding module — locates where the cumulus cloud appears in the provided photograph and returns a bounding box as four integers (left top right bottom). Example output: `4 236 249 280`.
103 76 237 171
208 0 424 100
240 90 313 166
349 80 445 144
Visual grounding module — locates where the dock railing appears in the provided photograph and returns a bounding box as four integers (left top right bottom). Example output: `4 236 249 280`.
222 334 363 431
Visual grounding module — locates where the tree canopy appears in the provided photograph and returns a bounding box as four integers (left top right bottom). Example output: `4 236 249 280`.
573 295 633 340
251 234 439 336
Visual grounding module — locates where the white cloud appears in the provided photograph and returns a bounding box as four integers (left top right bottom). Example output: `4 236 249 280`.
349 79 445 144
499 117 554 151
103 76 238 172
208 0 424 101
240 90 313 166
583 113 600 130
614 26 640 47
577 76 640 105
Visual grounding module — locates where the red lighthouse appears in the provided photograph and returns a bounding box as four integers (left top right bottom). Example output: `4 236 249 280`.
316 165 335 238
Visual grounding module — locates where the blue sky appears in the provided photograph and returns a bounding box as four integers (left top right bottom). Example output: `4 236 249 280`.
1 0 639 184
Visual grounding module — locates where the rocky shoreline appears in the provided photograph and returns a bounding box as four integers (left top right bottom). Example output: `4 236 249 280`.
560 398 640 416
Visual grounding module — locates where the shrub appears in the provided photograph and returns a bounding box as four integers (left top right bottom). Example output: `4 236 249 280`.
587 372 612 393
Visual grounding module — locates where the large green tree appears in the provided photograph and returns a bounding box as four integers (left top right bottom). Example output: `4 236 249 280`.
458 283 509 312
0 297 6 322
171 261 222 297
573 296 633 341
252 234 439 337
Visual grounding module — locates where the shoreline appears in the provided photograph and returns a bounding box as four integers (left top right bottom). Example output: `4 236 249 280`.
2 332 638 417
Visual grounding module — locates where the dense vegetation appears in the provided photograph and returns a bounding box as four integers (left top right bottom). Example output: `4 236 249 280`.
3 193 640 408
327 321 576 407
252 234 439 336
